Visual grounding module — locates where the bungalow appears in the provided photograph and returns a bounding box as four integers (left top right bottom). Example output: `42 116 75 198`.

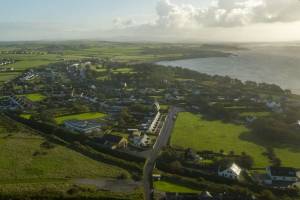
64 120 102 134
218 163 242 180
265 166 298 185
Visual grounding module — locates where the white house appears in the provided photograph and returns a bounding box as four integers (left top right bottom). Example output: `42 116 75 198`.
265 167 298 185
218 163 242 180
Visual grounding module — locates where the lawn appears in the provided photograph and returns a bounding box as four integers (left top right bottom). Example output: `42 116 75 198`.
171 112 270 167
55 112 106 124
154 181 200 193
23 93 47 102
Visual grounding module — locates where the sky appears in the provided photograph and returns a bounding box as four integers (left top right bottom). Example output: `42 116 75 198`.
1 0 300 42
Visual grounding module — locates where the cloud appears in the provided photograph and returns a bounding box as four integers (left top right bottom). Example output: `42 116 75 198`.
154 0 300 28
113 18 136 28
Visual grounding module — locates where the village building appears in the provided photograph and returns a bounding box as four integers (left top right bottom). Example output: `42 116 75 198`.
265 166 298 185
218 163 242 180
131 133 151 147
64 120 102 134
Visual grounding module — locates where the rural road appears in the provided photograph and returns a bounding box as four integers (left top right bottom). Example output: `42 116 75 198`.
143 106 181 200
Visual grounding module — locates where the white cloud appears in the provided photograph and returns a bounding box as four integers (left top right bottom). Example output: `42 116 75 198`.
153 0 300 28
113 18 136 28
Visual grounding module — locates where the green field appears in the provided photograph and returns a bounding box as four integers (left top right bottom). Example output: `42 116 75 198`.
54 112 106 124
112 67 135 74
274 147 300 168
20 114 32 119
171 112 270 167
22 93 47 102
0 133 128 180
154 181 200 193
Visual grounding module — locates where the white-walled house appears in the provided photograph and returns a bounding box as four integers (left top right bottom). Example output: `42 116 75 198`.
218 163 242 180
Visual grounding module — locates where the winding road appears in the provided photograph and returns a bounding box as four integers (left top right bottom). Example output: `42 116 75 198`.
143 106 181 200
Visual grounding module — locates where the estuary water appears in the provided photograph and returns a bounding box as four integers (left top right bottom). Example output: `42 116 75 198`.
157 44 300 95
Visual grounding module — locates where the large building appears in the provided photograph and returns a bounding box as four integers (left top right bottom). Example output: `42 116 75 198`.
265 166 298 185
64 120 102 134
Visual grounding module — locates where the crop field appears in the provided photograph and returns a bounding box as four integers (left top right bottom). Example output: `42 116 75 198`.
171 112 270 167
54 112 107 124
154 180 200 193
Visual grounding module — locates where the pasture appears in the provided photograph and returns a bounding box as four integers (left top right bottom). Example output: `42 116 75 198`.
171 112 270 167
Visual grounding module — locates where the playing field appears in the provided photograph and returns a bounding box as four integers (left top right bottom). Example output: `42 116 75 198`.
171 112 270 167
54 112 106 124
154 180 200 193
23 93 47 102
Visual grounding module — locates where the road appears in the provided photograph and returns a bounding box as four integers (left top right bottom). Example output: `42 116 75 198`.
143 106 181 200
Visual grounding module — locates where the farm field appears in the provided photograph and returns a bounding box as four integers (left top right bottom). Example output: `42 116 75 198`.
171 112 270 167
154 180 200 193
54 112 106 124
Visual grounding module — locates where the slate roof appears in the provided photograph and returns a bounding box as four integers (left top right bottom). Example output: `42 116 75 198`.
269 167 297 177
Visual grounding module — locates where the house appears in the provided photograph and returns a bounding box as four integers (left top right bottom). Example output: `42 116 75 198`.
64 120 102 134
265 166 298 185
218 163 242 180
296 120 300 128
131 134 151 147
266 101 282 112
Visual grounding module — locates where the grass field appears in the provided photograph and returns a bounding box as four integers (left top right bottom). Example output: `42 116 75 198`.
54 112 106 124
22 93 47 102
171 112 270 167
154 181 200 193
274 147 300 168
0 132 128 180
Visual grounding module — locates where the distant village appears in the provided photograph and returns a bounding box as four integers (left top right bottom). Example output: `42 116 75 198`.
1 59 299 200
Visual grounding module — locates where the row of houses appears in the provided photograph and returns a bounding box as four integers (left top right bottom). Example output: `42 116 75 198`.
0 67 14 72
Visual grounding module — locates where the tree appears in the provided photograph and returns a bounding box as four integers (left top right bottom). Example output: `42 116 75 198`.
169 161 183 173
